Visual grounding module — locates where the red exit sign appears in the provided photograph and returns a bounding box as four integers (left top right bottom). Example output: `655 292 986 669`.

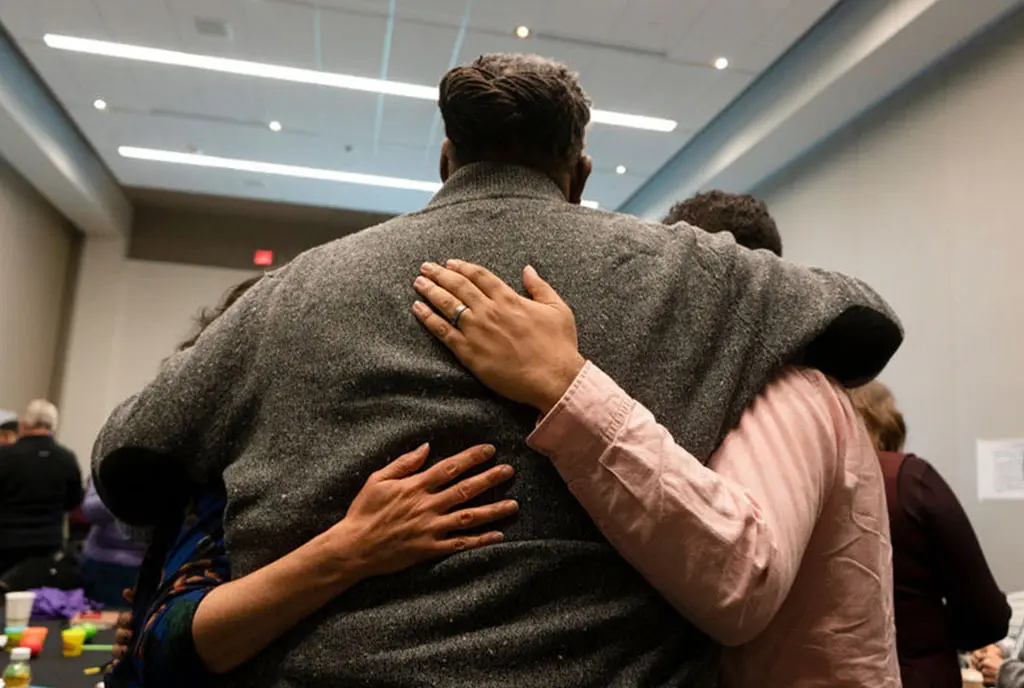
253 250 274 267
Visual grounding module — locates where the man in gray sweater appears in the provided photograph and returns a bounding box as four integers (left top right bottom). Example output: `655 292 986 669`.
94 53 902 686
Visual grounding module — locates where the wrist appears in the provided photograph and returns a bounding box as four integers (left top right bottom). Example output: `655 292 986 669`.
534 354 586 415
308 522 371 592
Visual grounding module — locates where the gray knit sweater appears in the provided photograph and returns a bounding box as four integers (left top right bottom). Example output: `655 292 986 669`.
94 163 902 687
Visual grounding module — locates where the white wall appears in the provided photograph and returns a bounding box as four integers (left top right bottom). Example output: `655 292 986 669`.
0 154 75 412
58 235 257 472
756 12 1024 588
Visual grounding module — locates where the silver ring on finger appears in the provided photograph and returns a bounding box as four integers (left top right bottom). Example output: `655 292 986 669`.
451 304 469 329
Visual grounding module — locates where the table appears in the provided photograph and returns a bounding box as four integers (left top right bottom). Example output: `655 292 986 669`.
3 618 113 688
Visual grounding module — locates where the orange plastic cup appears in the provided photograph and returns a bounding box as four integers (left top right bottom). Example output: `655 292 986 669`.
21 626 47 643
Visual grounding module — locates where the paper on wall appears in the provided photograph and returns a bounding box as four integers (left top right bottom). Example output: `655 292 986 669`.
977 439 1024 501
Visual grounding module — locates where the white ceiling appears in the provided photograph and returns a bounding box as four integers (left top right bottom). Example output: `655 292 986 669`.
0 0 838 216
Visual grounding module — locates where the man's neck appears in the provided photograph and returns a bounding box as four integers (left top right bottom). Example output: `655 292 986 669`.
20 428 51 438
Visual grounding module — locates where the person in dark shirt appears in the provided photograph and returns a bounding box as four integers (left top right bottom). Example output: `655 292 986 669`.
0 400 83 576
850 381 1010 688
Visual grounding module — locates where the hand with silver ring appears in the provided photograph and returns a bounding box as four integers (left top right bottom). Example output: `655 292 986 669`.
412 261 585 414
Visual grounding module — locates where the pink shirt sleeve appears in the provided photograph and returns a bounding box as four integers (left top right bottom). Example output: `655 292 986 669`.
527 363 844 646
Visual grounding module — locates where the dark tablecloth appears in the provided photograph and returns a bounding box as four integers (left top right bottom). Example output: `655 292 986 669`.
3 616 114 688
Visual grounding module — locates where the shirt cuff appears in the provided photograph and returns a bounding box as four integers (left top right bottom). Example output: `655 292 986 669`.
527 361 634 474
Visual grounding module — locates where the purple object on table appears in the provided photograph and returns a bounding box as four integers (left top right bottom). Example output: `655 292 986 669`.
30 587 98 620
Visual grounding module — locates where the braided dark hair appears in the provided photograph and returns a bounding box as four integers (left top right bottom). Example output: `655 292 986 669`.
439 53 591 174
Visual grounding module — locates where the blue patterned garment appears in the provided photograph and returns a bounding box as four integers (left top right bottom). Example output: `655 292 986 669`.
106 486 229 688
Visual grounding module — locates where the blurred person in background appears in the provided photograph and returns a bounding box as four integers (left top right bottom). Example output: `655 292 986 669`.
0 400 83 575
0 409 18 446
850 381 1010 688
664 190 784 257
80 480 146 607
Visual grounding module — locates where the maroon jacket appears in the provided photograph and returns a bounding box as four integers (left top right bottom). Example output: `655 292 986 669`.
879 452 1010 688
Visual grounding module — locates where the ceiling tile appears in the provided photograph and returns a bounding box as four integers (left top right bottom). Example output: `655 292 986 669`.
242 0 318 68
387 18 459 85
31 0 107 37
94 0 179 46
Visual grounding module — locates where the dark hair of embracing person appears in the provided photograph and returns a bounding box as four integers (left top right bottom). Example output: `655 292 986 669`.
664 190 783 257
177 275 264 352
438 53 592 175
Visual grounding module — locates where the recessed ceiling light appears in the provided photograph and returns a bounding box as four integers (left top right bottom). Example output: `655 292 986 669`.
615 164 627 175
515 25 531 39
45 34 677 133
268 120 282 132
714 57 730 70
118 146 602 208
93 98 107 110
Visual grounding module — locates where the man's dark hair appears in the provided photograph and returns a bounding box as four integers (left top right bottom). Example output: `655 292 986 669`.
664 190 783 256
438 53 591 175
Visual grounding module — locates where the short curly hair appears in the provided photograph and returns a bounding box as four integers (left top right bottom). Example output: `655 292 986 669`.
664 190 782 256
438 53 591 174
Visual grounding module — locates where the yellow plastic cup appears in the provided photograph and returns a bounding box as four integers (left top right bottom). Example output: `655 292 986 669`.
61 627 86 657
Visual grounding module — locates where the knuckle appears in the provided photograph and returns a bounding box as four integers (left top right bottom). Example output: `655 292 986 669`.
444 460 461 478
457 510 474 526
450 537 469 551
455 483 472 502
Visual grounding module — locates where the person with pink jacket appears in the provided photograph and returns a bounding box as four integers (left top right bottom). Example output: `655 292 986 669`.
412 258 899 688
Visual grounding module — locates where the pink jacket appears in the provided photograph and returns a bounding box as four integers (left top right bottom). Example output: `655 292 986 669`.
529 364 900 688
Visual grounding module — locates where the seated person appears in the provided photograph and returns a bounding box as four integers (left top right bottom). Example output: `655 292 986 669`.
81 481 146 607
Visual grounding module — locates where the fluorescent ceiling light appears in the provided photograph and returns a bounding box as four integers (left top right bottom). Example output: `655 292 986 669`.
117 146 603 207
46 34 437 100
45 34 677 133
118 146 443 192
589 110 675 132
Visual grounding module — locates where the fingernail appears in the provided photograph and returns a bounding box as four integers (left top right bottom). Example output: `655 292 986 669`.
504 500 519 511
417 442 429 453
421 262 439 274
414 276 430 289
499 464 514 477
488 532 505 544
481 444 495 458
446 259 462 268
412 301 430 317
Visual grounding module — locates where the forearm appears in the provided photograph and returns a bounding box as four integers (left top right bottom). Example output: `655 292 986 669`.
191 526 366 674
528 363 806 646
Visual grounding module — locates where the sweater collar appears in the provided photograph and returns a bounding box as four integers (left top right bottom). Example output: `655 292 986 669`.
425 162 569 211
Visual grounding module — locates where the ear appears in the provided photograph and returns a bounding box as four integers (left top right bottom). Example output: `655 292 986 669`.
568 155 592 204
439 139 453 182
